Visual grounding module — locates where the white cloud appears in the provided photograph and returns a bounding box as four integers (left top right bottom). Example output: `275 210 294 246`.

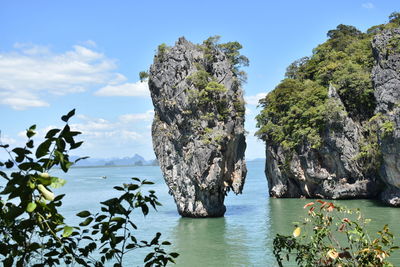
70 117 115 138
245 107 253 116
245 93 267 106
0 42 142 110
13 43 51 55
119 130 142 141
65 112 154 157
0 110 156 160
95 81 149 97
119 110 154 123
361 2 374 9
0 134 17 145
81 40 97 48
69 111 153 142
1 96 49 110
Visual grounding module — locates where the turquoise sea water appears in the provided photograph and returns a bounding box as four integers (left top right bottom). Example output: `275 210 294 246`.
9 160 400 266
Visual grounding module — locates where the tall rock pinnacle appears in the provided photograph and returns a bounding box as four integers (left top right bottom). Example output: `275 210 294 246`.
149 37 247 217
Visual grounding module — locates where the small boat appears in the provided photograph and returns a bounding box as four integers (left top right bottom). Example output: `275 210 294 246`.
101 176 107 179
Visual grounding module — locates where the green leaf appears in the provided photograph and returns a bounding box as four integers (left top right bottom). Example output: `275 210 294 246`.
54 150 65 164
28 242 41 251
3 257 13 266
1 184 16 194
45 128 61 138
5 160 13 169
110 217 125 223
76 210 91 218
75 156 89 163
62 226 74 237
12 147 31 163
6 205 24 220
95 215 108 222
70 141 83 149
54 194 65 201
0 171 8 181
56 138 66 152
79 217 94 226
61 161 73 172
141 204 149 216
26 140 34 148
126 243 137 249
128 184 139 191
144 252 155 262
150 232 161 245
45 250 59 257
70 131 81 137
26 125 36 138
169 252 179 258
129 221 137 230
18 162 42 172
75 258 87 265
61 109 76 122
36 139 52 158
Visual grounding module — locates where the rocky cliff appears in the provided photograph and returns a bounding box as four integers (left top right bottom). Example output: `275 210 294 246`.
372 28 400 206
264 84 380 199
257 23 400 206
149 37 247 217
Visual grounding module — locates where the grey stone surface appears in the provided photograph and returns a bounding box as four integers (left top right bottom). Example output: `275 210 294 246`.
149 37 247 217
265 85 379 199
265 28 400 205
372 28 400 206
372 28 400 113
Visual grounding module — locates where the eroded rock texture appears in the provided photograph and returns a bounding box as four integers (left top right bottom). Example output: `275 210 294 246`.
263 28 400 204
149 37 247 217
372 28 400 206
265 85 379 199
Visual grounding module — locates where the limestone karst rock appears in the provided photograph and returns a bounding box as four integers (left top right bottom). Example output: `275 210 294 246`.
149 37 247 217
264 84 379 199
258 25 400 205
372 28 400 206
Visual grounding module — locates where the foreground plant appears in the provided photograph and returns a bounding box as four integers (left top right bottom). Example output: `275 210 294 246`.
273 200 398 267
0 110 178 266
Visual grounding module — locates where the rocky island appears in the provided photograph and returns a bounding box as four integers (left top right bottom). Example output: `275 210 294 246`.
149 37 248 217
256 14 400 206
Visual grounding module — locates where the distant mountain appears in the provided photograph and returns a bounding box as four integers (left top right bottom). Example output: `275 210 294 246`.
70 154 159 167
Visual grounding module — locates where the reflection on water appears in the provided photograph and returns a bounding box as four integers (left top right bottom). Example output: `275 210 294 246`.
172 218 248 266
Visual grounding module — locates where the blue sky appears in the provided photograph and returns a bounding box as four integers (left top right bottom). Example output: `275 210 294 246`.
0 0 398 160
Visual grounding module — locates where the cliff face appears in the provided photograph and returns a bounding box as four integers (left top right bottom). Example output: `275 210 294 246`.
372 28 400 206
259 27 400 205
265 85 379 199
149 37 247 217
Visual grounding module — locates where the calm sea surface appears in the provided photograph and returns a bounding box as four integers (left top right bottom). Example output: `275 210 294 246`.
21 161 400 266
